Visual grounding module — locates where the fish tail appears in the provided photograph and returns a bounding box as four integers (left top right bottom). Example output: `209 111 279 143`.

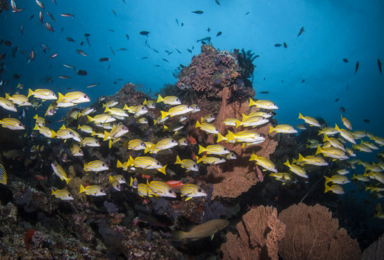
335 124 340 131
104 107 110 113
235 119 242 128
195 120 201 128
77 124 81 129
57 92 64 102
33 124 39 131
157 95 163 103
196 156 202 164
27 88 33 98
283 159 290 167
172 230 186 241
374 212 380 218
51 188 55 195
298 113 304 119
5 93 11 99
217 133 226 143
103 131 109 141
33 114 38 119
226 130 236 141
297 153 305 162
123 104 129 110
116 160 123 168
315 145 323 155
160 111 168 120
241 113 249 121
79 184 85 193
51 130 56 138
175 155 182 164
102 103 106 108
365 186 371 192
143 99 148 105
198 145 205 155
318 130 323 136
269 126 275 134
127 156 134 166
162 125 168 132
248 98 256 107
108 176 113 183
351 174 356 180
86 115 93 123
324 176 331 185
65 177 72 185
158 165 167 175
122 140 128 149
323 134 329 142
108 139 112 149
324 183 331 193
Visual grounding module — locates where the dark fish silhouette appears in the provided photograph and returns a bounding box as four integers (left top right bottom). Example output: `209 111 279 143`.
378 59 382 76
141 57 148 60
343 58 348 63
181 23 184 26
245 12 249 15
176 49 181 54
13 74 21 79
264 77 266 80
126 34 129 40
84 33 90 37
153 49 159 53
192 10 203 14
302 79 305 83
76 70 87 76
76 49 87 56
197 37 211 43
335 99 339 102
117 48 127 51
86 38 91 46
110 47 115 56
216 31 222 37
111 9 116 16
29 15 34 20
154 65 160 67
80 41 83 46
140 31 150 36
163 58 169 63
108 29 114 32
364 119 370 123
297 27 304 36
176 19 179 26
355 61 359 74
259 91 269 94
187 49 192 53
4 41 12 46
284 42 287 48
282 80 284 83
207 28 211 32
215 0 220 5
99 57 110 62
274 43 282 47
340 107 345 113
66 37 75 42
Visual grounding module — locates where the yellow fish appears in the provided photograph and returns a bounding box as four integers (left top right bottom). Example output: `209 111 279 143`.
180 184 206 201
127 156 167 174
84 160 109 172
0 118 25 130
147 181 176 198
235 116 269 128
249 153 277 173
70 144 83 156
249 99 278 109
160 104 194 119
87 114 116 123
341 114 352 130
103 124 129 141
77 125 93 134
284 159 307 178
324 175 350 185
335 124 355 144
156 95 181 105
195 121 219 134
143 99 156 109
57 91 90 104
315 145 348 160
324 183 344 194
298 113 320 127
79 184 106 196
134 105 148 118
102 100 119 108
123 139 146 150
80 137 100 147
51 162 72 184
198 144 230 155
175 155 199 172
269 124 297 134
5 93 31 106
0 97 17 112
27 88 57 100
196 155 226 165
51 188 73 200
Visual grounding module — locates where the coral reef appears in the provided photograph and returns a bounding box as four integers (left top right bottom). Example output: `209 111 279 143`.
362 234 384 260
221 206 285 260
278 203 361 260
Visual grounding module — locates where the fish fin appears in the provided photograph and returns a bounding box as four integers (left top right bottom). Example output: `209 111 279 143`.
227 130 236 141
60 124 66 130
217 133 226 142
175 155 182 164
248 98 256 107
195 120 201 128
269 126 275 134
198 145 205 155
160 111 168 119
324 183 331 193
116 160 123 168
298 113 304 119
211 234 214 240
33 114 38 119
103 131 109 141
158 165 167 175
315 145 323 155
108 139 112 149
283 160 290 167
143 99 147 105
51 188 55 195
65 177 72 185
109 176 113 183
86 115 93 123
185 197 191 201
235 119 242 128
156 95 163 103
27 89 33 98
79 184 85 193
33 124 39 131
324 176 331 185
57 92 64 102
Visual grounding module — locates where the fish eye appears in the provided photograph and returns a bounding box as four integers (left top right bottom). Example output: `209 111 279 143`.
224 148 228 151
68 194 72 197
117 185 120 189
70 132 74 136
198 189 202 192
102 163 105 166
176 99 180 102
172 140 175 142
157 162 160 165
100 189 104 192
19 123 22 126
169 189 173 193
141 143 145 146
42 123 45 126
83 95 87 98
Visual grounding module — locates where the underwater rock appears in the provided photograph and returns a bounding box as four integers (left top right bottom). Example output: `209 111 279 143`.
0 202 18 224
221 206 285 260
205 87 278 199
278 203 361 260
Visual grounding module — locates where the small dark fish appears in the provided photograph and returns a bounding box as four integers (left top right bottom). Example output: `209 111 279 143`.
187 49 192 53
192 10 203 14
39 11 43 24
176 19 179 26
46 11 55 22
60 13 74 18
0 39 3 45
264 77 266 80
122 0 125 3
110 47 115 56
66 37 75 42
108 65 111 70
52 0 57 5
274 43 282 47
176 49 181 54
13 74 21 79
284 42 287 48
282 80 284 83
126 34 129 40
167 52 173 55
59 75 70 79
216 31 222 37
29 15 34 20
117 48 127 51
21 26 24 35
245 12 249 15
84 33 90 37
378 59 382 76
80 41 84 46
154 65 160 67
113 82 117 84
346 84 349 90
99 57 110 62
108 29 115 32
162 58 169 63
116 79 123 81
340 107 345 113
181 23 184 26
165 50 171 54
302 79 305 83
76 70 87 76
335 98 339 102
142 57 148 60
87 83 99 88
45 22 54 33
77 49 87 56
86 38 91 46
215 0 220 5
363 119 370 123
343 58 348 63
259 91 269 94
355 61 359 74
140 31 150 36
111 9 116 16
153 49 159 53
297 27 305 37
4 41 12 46
61 27 64 33
207 27 211 32
48 53 58 59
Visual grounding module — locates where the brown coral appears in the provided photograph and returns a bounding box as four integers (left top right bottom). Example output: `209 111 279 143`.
221 206 285 260
278 203 361 260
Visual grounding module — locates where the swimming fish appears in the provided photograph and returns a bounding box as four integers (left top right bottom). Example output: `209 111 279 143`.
172 219 229 241
51 162 72 184
192 10 203 14
79 185 106 196
180 184 206 201
51 188 73 200
355 61 359 74
0 164 7 185
84 160 109 172
378 59 382 76
297 27 304 36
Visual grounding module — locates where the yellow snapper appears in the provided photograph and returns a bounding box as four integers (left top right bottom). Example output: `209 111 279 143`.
173 219 229 241
196 155 226 164
45 102 56 116
161 104 194 119
198 144 230 155
315 145 348 160
175 155 199 172
318 127 339 136
130 177 138 188
370 135 384 146
134 105 148 118
351 174 370 182
298 113 321 127
341 114 352 130
0 118 25 130
335 124 356 144
51 162 72 184
201 114 215 123
102 100 119 108
87 114 116 123
84 160 109 172
150 138 178 154
143 99 156 108
346 148 356 157
79 184 106 196
179 115 187 122
104 107 129 117
324 183 344 194
154 115 169 125
269 124 297 134
80 107 95 116
226 151 237 160
53 128 75 140
51 188 73 200
5 93 31 106
123 104 137 114
296 124 307 130
195 121 219 134
324 175 350 185
77 124 93 134
270 172 297 184
147 181 177 198
69 110 81 120
249 99 278 109
27 88 57 100
163 122 183 132
80 137 100 147
323 134 345 151
223 118 236 126
70 144 83 156
0 97 17 112
246 111 273 118
0 164 7 185
127 156 167 174
191 104 200 113
123 139 146 150
284 159 307 178
156 95 181 105
58 91 90 104
235 116 269 128
109 175 126 184
352 130 366 139
226 130 265 143
352 143 372 153
61 125 81 142
249 154 277 173
108 137 122 148
181 184 206 201
103 124 129 141
178 137 188 146
91 131 105 139
137 183 156 197
297 154 328 166
137 117 148 124
110 179 121 191
361 140 379 150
